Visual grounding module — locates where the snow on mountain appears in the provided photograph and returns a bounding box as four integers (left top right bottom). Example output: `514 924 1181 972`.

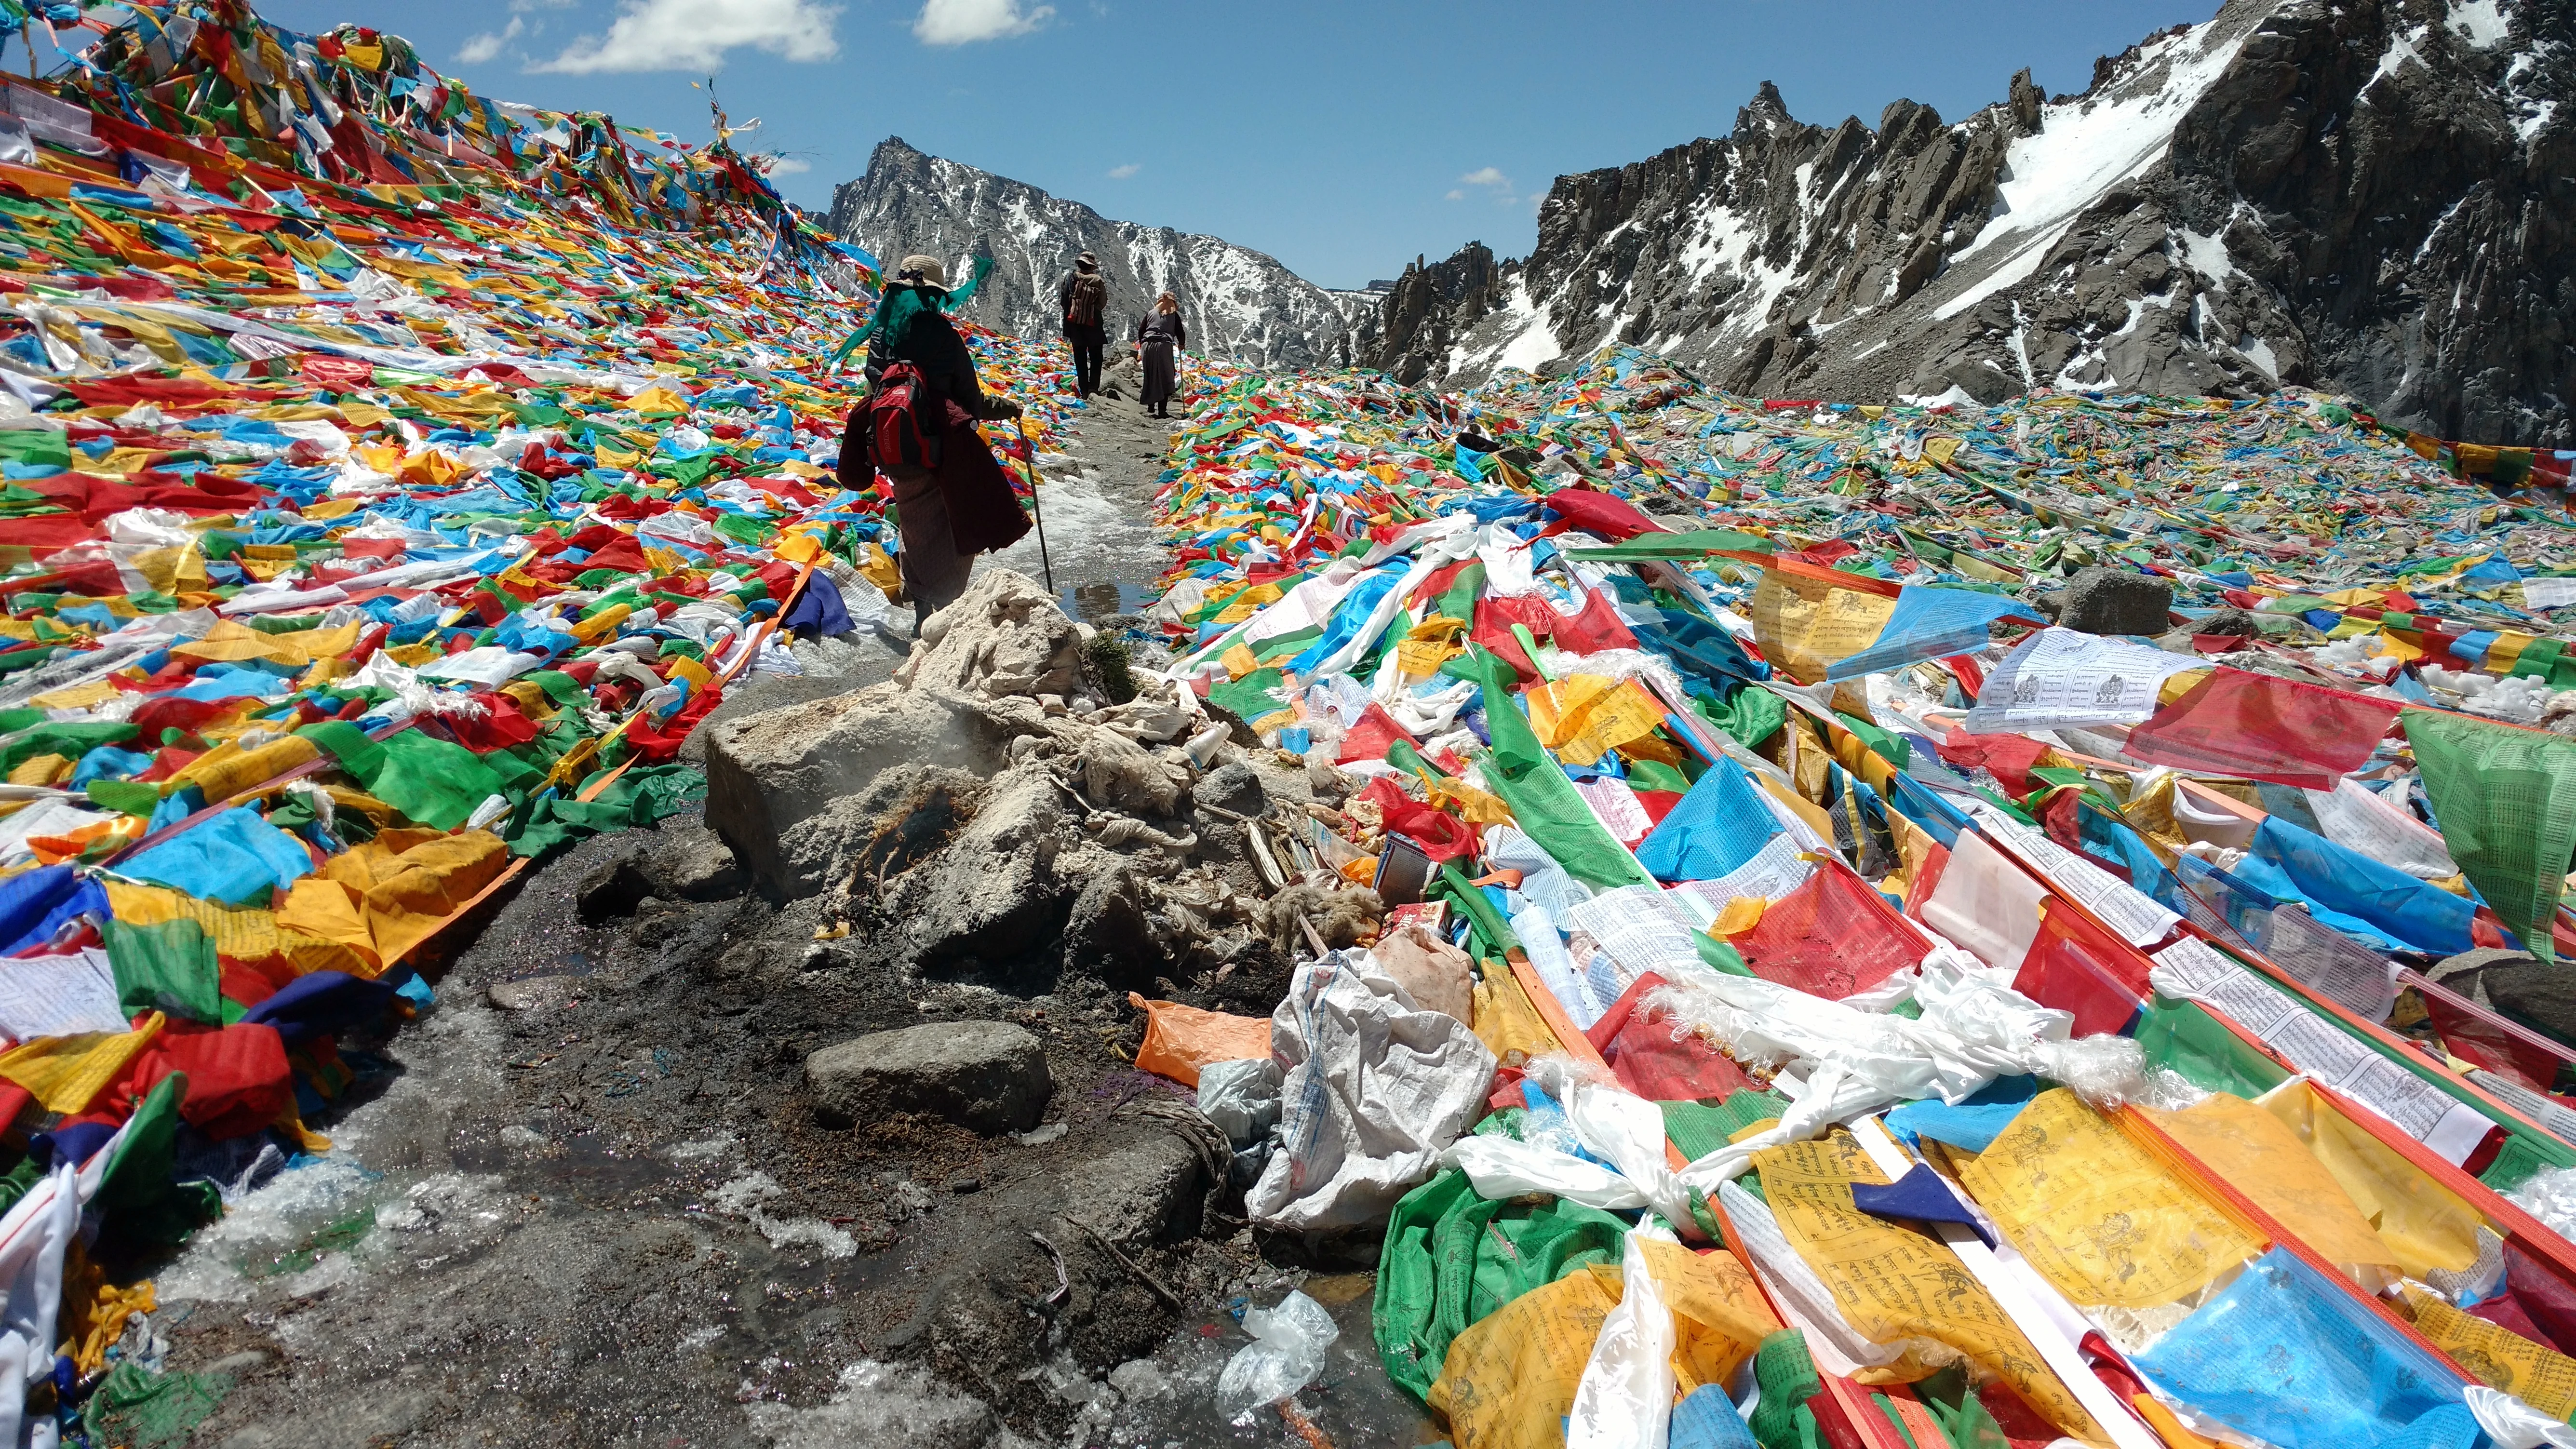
827 138 1371 369
1372 0 2575 445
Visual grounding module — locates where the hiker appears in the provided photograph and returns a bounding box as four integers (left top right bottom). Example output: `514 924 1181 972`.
1057 250 1108 396
1135 291 1186 419
839 255 1030 631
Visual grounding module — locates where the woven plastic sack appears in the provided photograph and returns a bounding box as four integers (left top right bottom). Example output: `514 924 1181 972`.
2133 1246 2475 1449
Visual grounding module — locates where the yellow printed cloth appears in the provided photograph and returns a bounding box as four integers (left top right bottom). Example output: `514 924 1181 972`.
1747 570 1898 684
2394 1285 2576 1417
2262 1080 2486 1279
1956 1088 2262 1310
1431 1266 1617 1449
1755 1130 2105 1443
2140 1091 2398 1278
0 1013 163 1112
275 828 510 972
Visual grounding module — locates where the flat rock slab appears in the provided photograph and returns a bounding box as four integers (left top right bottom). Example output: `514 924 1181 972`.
805 1020 1052 1134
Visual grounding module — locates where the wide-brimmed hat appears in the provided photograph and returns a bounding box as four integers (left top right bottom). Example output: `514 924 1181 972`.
898 254 946 287
1076 250 1098 269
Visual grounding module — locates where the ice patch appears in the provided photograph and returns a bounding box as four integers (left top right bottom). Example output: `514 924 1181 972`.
1933 228 2059 320
746 1360 1031 1449
1958 17 2254 267
2370 25 2431 90
2178 228 2233 289
1494 279 1563 374
708 1171 856 1259
2238 333 2280 380
1897 385 1977 409
2448 0 2508 49
665 1131 740 1162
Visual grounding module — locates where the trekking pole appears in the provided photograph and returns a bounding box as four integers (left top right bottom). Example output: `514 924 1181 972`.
1015 419 1055 594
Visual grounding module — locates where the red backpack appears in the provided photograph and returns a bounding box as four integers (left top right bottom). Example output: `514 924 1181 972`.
864 360 942 473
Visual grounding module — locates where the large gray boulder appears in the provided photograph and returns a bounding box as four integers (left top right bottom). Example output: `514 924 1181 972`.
895 568 1086 700
880 764 1076 976
702 684 1018 897
805 1020 1052 1133
2056 566 2174 637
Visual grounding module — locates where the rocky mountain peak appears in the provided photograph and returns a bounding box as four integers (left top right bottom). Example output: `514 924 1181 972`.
1369 0 2575 445
826 139 1370 369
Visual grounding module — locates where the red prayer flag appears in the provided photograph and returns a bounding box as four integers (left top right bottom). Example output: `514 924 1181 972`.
2123 668 2400 789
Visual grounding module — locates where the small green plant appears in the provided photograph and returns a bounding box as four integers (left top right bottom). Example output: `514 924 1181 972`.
1084 631 1139 704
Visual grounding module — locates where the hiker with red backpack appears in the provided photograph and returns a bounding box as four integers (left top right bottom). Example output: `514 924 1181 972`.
838 255 1030 632
1056 250 1109 397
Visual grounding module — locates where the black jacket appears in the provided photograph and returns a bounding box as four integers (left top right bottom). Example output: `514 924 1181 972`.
1136 309 1185 350
862 284 990 416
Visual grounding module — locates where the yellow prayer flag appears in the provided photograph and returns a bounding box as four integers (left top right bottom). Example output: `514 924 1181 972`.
0 1013 163 1113
1957 1088 2262 1310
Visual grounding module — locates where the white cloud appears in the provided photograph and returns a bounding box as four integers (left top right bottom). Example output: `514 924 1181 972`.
510 0 577 11
1107 162 1139 179
1444 188 1464 201
456 16 523 64
532 0 843 74
1458 166 1509 188
760 156 812 175
913 0 1053 45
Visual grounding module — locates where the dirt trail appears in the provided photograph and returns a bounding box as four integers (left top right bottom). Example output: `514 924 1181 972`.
983 376 1182 623
139 386 1436 1448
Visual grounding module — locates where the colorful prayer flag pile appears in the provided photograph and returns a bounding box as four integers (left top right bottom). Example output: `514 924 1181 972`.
0 4 1075 1431
1141 349 2576 1448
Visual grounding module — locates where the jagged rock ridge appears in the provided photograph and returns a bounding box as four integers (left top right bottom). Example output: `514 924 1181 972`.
1372 0 2574 445
828 138 1375 369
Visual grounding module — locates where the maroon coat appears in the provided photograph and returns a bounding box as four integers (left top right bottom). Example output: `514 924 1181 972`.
838 396 1032 557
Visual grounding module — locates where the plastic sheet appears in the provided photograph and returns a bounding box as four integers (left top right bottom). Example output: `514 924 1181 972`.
2132 1247 2475 1449
1215 1289 1339 1423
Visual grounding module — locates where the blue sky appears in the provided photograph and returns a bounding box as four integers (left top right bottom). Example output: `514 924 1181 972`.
249 0 2212 289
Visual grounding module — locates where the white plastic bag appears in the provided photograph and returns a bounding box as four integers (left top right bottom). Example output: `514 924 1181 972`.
2467 1386 2576 1449
1213 1289 1338 1423
1566 1228 1678 1449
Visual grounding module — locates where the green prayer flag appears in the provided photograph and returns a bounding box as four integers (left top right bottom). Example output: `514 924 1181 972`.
300 722 508 832
2404 707 2576 963
1371 1167 1627 1403
105 917 221 1024
1442 646 1656 893
86 778 161 818
94 1073 222 1247
506 765 707 858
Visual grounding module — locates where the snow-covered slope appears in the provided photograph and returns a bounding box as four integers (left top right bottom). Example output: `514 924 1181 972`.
828 138 1371 369
1374 0 2575 444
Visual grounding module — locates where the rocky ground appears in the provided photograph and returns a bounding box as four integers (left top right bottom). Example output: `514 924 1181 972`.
141 391 1436 1448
